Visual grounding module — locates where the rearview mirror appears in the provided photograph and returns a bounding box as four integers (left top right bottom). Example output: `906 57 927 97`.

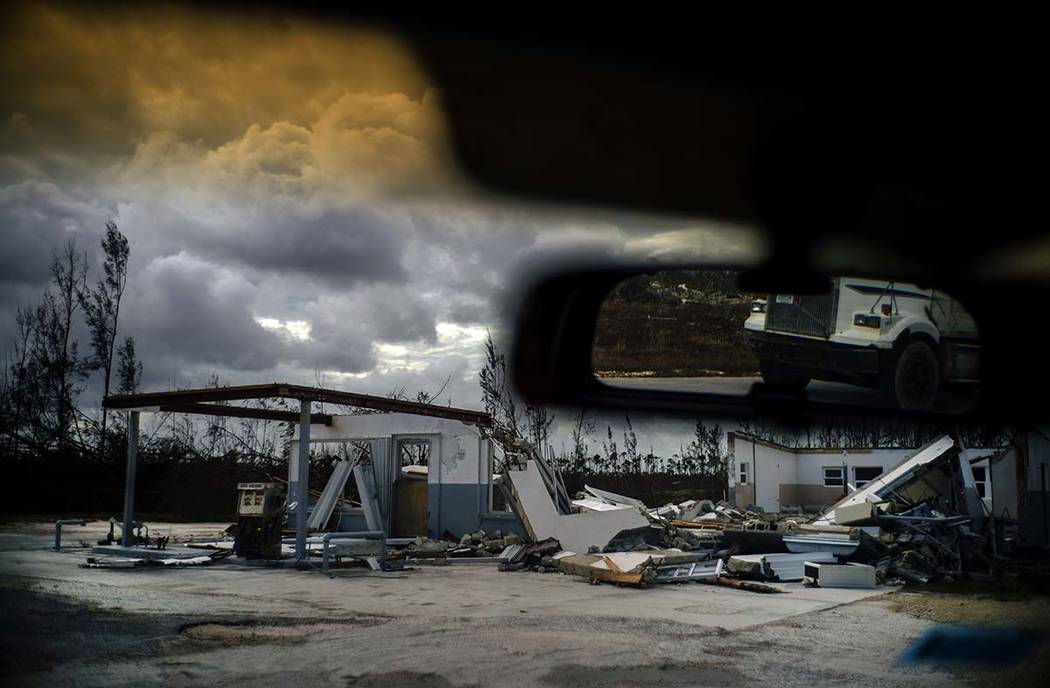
592 269 979 413
509 263 1007 423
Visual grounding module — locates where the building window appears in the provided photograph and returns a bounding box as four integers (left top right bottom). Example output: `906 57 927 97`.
739 462 749 485
823 467 843 487
398 439 431 467
854 466 883 488
972 466 987 498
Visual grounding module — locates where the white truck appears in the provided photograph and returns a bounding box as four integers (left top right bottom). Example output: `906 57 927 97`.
743 277 979 410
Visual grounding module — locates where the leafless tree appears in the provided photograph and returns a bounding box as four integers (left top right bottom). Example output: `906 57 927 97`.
479 333 522 439
569 407 595 472
524 401 555 453
116 337 142 395
0 306 43 455
622 415 641 474
79 221 130 460
601 425 618 473
31 240 89 455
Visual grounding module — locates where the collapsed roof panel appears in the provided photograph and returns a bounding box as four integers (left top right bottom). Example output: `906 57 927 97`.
506 461 649 554
813 435 955 524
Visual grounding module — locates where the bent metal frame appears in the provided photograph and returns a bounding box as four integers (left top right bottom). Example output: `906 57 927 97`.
103 383 492 560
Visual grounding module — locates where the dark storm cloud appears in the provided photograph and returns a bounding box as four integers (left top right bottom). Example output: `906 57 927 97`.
0 180 116 355
290 286 438 375
444 295 495 327
363 288 438 344
299 340 377 376
0 180 111 291
194 208 408 288
127 253 287 372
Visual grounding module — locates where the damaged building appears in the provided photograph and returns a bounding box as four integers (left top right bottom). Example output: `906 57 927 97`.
296 412 525 540
73 382 1050 590
986 427 1050 547
727 432 997 514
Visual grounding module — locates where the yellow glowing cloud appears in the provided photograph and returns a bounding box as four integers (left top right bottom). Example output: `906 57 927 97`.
1 4 455 194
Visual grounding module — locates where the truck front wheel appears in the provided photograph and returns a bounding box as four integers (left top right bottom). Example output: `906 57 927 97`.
759 360 811 391
884 341 939 410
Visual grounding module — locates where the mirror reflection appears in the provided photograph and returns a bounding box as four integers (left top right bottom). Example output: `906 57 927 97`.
593 270 979 413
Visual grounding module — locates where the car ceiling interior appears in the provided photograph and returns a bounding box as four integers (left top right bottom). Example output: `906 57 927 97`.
281 6 1048 422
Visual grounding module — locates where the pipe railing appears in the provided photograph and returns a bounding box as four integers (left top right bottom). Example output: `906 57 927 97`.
53 519 92 550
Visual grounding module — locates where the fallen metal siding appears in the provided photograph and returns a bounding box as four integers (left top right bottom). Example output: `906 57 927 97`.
353 464 384 533
728 551 838 581
654 559 722 582
783 535 859 556
307 448 362 531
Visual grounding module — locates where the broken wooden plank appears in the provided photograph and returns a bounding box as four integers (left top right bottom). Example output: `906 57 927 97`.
588 568 647 587
699 576 784 594
671 519 733 530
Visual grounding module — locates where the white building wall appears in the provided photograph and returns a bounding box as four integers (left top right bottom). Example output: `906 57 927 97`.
793 448 913 487
296 413 487 486
293 413 498 537
730 433 996 513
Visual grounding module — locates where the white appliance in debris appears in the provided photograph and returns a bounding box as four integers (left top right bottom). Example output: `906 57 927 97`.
802 561 876 588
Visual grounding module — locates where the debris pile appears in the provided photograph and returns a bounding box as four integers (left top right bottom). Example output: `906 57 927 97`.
847 504 985 585
493 434 1049 590
494 442 862 590
498 537 563 572
73 432 1048 592
386 530 528 565
81 549 233 569
808 434 1050 584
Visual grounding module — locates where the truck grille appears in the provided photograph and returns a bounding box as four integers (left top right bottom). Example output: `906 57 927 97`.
766 292 836 338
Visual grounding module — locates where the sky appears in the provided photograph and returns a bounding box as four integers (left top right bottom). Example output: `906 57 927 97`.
0 5 762 455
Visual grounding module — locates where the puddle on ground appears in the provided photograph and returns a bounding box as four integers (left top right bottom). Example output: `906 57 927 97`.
542 662 742 687
344 671 468 687
180 617 385 642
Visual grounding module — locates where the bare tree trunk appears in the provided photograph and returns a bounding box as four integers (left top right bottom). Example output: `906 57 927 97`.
44 240 87 456
82 221 130 463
